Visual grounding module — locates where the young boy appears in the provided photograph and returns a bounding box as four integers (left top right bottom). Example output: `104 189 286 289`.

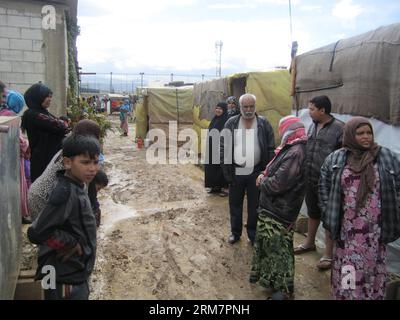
88 169 109 228
27 134 100 300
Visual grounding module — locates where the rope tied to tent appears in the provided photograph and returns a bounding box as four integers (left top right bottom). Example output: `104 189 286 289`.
329 40 340 72
295 82 344 93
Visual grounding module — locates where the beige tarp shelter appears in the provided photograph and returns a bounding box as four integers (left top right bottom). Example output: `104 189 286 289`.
292 23 400 125
193 70 292 149
135 87 194 139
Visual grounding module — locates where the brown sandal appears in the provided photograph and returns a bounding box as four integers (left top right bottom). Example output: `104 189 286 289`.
316 257 332 270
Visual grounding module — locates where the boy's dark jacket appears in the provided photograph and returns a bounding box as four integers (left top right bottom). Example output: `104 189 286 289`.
28 174 97 284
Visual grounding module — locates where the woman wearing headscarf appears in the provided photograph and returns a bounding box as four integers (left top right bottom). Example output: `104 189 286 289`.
250 115 307 300
226 96 240 118
204 102 229 196
119 99 130 136
21 83 69 182
319 117 400 300
0 90 31 223
28 119 102 221
0 89 25 116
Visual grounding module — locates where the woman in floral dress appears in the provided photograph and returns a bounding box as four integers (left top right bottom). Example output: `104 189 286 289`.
319 117 400 300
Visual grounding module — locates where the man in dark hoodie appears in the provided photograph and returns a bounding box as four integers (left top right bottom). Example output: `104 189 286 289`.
28 134 100 300
22 83 69 182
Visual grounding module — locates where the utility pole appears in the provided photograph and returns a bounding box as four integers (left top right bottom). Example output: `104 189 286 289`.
215 40 223 78
289 0 293 44
110 72 113 93
139 72 144 89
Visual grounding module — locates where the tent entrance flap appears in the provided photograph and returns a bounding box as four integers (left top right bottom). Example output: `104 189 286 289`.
230 77 246 99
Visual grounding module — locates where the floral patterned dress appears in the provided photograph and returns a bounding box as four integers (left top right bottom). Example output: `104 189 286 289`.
331 164 387 300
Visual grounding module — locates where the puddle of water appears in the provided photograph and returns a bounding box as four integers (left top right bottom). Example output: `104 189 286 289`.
105 167 134 186
100 199 137 233
118 146 136 151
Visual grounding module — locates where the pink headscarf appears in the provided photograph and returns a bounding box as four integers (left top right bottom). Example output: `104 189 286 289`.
263 115 307 176
274 115 307 155
278 115 300 137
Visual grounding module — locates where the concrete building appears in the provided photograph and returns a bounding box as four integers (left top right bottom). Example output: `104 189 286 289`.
0 0 78 116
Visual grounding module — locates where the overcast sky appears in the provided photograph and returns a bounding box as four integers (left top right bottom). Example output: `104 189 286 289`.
77 0 400 77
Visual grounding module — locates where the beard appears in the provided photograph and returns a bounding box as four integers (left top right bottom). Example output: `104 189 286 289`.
241 109 255 119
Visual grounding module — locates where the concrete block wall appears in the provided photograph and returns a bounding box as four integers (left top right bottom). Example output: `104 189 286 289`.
0 3 45 94
0 0 72 116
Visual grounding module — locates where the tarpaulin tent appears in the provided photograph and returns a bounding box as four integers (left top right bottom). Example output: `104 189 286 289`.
292 23 400 125
135 87 194 140
193 70 292 150
235 71 292 138
193 77 229 121
135 98 149 140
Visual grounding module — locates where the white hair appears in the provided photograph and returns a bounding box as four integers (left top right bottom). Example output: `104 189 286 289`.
239 93 256 107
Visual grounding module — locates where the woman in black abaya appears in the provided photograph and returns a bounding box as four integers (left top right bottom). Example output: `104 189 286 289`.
204 102 229 196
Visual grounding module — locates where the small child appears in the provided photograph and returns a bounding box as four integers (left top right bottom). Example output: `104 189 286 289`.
59 116 71 129
27 134 100 300
88 169 109 228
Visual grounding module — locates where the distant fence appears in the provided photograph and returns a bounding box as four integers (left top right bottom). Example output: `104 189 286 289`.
80 72 217 94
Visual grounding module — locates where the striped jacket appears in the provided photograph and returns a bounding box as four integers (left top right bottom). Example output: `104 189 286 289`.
319 147 400 244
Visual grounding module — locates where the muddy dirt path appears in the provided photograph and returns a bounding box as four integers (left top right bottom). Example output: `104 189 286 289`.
90 117 331 300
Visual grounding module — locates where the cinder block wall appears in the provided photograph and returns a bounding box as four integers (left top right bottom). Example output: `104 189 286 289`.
0 0 71 116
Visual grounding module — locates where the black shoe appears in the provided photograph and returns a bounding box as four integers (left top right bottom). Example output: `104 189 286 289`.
22 217 32 224
219 190 228 197
228 234 240 244
207 187 221 194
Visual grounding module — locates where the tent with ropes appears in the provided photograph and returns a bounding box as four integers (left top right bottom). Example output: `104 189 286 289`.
135 86 194 140
291 22 400 125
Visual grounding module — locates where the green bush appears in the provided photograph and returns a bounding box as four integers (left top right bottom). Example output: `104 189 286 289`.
67 94 113 143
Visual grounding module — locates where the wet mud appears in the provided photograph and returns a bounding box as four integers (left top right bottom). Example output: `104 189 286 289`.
90 118 331 300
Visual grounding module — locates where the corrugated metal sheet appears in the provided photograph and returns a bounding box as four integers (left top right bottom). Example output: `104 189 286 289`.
0 116 22 299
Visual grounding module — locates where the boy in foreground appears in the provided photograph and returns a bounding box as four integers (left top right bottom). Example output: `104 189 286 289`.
28 134 100 300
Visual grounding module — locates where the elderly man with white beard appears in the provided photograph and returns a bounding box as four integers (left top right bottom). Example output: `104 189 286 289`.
220 93 275 245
